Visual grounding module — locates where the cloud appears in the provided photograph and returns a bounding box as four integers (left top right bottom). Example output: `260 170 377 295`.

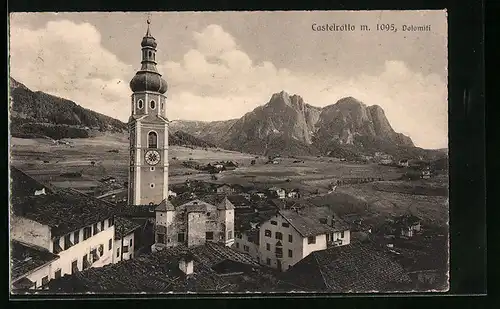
9 20 133 119
10 20 447 149
161 25 447 148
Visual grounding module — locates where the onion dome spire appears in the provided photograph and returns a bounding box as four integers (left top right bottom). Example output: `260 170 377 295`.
130 17 168 94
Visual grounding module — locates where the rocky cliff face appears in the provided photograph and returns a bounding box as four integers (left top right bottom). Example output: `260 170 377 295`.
313 97 414 148
223 91 321 154
171 91 417 158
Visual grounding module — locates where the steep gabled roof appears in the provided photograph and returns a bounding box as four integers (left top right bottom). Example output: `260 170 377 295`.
11 168 117 237
114 217 142 240
279 210 337 237
281 243 412 292
11 240 60 281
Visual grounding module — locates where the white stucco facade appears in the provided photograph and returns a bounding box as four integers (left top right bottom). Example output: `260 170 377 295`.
11 216 115 289
113 231 136 263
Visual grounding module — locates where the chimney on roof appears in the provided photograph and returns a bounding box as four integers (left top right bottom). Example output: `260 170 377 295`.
34 188 46 196
179 255 194 275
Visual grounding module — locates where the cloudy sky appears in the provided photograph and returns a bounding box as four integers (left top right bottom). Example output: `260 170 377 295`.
9 11 447 149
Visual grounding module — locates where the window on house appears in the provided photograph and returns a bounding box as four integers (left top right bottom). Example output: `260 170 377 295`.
236 233 242 239
130 239 133 247
319 218 328 224
108 239 112 250
157 234 165 244
206 212 211 217
91 249 99 262
41 276 49 287
265 230 271 237
71 260 78 274
101 221 105 231
282 222 289 228
275 232 283 240
275 247 283 258
93 223 98 235
236 243 240 248
266 258 271 265
148 51 152 58
54 269 61 279
148 132 158 148
270 220 277 225
116 248 120 258
288 234 293 243
83 226 92 240
83 254 89 270
308 236 316 244
99 244 104 257
53 238 62 254
177 233 185 243
150 100 156 110
244 245 249 252
123 246 129 253
109 217 114 227
227 230 233 239
137 99 144 109
266 243 270 251
64 234 73 250
341 231 345 238
74 231 80 244
206 232 214 240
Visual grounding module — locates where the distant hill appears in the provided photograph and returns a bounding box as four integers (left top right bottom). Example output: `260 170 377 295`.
169 130 216 148
170 91 445 160
9 77 127 139
9 77 217 149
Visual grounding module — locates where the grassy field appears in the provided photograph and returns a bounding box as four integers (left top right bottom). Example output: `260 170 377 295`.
10 134 449 228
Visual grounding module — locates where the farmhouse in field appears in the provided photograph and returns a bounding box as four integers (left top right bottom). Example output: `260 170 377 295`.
216 184 235 194
10 167 117 291
268 187 286 199
398 159 410 167
394 215 422 238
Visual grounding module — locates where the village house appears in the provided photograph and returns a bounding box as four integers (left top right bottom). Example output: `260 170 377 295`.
287 189 300 199
279 242 412 292
380 159 393 165
11 240 60 290
421 167 432 179
395 215 422 238
10 167 116 290
233 209 351 272
268 187 286 199
46 242 281 293
216 184 235 194
152 196 235 252
398 159 410 167
113 217 142 263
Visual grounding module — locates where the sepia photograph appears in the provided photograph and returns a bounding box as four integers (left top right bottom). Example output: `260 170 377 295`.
9 10 449 294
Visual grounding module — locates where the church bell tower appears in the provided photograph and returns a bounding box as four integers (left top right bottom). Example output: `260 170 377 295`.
128 18 169 206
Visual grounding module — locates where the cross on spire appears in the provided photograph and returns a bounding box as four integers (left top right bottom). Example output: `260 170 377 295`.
146 12 152 36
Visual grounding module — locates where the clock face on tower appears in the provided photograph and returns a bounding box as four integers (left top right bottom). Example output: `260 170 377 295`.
145 150 161 165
